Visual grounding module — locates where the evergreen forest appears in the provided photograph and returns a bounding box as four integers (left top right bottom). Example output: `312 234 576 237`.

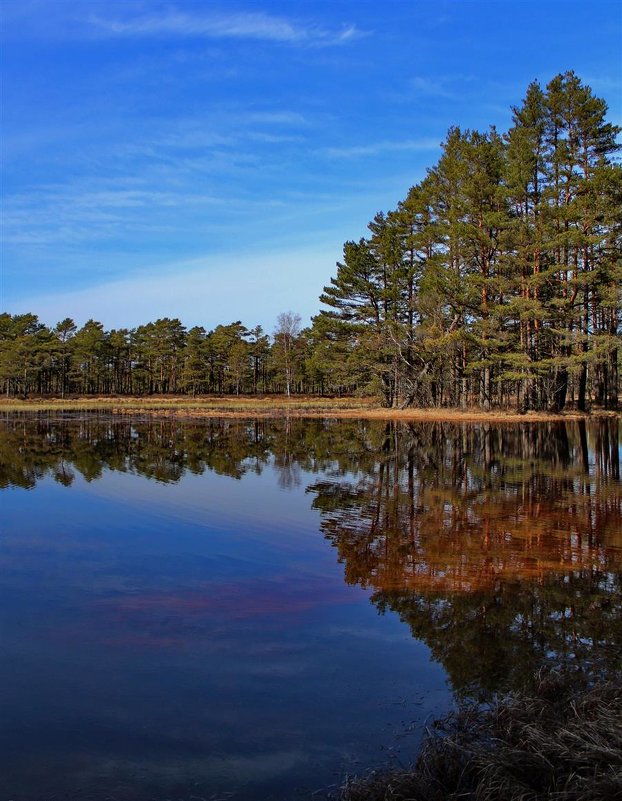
2 72 621 411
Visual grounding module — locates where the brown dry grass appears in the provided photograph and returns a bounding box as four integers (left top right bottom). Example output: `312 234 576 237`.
335 673 622 801
0 395 619 423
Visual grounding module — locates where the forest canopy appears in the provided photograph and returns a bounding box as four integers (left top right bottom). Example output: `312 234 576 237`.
2 72 621 411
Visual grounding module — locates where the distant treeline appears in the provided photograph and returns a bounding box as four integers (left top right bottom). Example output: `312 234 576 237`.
0 312 312 398
2 72 620 410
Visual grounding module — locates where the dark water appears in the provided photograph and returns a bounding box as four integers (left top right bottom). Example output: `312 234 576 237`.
1 415 621 800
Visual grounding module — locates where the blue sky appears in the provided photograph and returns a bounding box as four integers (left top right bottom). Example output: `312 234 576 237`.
2 0 621 332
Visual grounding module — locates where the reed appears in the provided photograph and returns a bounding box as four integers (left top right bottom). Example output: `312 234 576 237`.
1 395 618 422
336 673 622 801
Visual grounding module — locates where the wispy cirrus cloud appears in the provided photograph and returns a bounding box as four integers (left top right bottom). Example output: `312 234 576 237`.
88 9 363 46
385 74 479 108
9 246 336 330
323 138 441 159
409 76 456 98
246 110 308 125
2 178 286 247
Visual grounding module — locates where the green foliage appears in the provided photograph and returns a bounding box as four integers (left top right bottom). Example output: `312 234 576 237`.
309 72 621 410
0 74 619 408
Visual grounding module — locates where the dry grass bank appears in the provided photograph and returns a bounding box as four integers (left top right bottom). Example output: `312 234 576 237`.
0 395 619 423
335 674 622 801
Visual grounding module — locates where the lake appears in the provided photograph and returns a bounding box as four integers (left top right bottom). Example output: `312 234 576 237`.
1 414 621 800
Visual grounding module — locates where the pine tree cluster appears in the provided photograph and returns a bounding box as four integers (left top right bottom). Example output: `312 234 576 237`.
314 72 621 410
2 73 620 410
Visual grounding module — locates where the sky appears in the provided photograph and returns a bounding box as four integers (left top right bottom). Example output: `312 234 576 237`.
2 0 621 333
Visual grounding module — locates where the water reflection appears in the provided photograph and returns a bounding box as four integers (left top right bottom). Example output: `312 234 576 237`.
307 420 622 696
1 413 621 797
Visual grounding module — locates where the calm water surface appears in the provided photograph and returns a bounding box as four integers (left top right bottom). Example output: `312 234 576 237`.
1 415 621 800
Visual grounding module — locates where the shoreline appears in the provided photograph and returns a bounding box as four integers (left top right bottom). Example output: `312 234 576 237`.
333 673 621 801
0 395 619 423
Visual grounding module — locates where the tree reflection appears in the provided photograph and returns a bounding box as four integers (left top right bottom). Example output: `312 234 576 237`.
0 415 276 487
307 420 622 696
0 414 389 488
1 413 620 697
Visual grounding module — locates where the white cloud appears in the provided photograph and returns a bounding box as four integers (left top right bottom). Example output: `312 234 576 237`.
409 76 456 98
88 10 363 46
8 248 337 331
2 183 240 246
323 138 441 159
246 111 308 126
384 75 479 106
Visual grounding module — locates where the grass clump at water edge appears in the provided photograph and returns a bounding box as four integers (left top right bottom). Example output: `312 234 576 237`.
333 673 622 801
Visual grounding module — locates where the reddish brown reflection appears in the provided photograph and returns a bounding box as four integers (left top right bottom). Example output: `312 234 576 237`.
309 421 621 593
2 413 620 696
308 419 622 695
